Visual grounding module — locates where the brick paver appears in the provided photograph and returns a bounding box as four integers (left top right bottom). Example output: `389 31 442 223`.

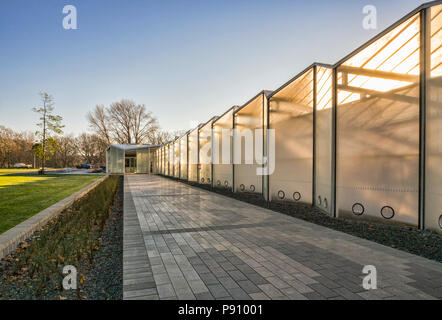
123 175 442 300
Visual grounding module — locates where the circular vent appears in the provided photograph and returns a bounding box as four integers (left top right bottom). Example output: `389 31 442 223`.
224 180 229 187
250 185 255 192
201 178 205 183
293 192 301 202
217 180 221 186
207 178 211 183
381 206 395 219
352 203 364 216
324 198 328 209
240 184 245 191
317 196 322 206
278 190 285 200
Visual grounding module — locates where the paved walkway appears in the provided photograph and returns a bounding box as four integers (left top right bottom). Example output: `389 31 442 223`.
123 175 442 300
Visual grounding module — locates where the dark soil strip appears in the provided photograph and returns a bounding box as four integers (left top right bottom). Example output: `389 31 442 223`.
0 175 123 300
163 175 442 263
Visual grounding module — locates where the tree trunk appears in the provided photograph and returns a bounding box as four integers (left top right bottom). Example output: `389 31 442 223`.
42 102 46 174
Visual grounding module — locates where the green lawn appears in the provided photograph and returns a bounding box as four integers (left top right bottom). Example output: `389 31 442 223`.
0 170 103 234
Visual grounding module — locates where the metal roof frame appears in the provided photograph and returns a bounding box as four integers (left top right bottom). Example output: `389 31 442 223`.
334 0 442 67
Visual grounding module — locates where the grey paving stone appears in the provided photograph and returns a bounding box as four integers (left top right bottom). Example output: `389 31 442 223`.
207 284 230 299
218 277 241 289
309 283 340 299
246 273 269 286
227 270 248 281
157 283 176 299
123 281 157 291
200 272 220 285
333 287 365 300
237 280 261 294
125 294 160 300
258 284 284 299
175 286 196 300
250 292 271 300
188 280 209 294
154 273 171 285
227 287 252 300
195 292 215 300
123 175 442 301
124 288 158 299
303 292 326 300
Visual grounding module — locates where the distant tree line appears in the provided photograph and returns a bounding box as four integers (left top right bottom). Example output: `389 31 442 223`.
0 126 108 168
0 95 181 169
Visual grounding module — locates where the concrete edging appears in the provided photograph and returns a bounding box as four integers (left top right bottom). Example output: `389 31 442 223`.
0 175 109 260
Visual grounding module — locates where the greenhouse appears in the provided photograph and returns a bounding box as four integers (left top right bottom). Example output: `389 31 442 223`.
107 2 442 233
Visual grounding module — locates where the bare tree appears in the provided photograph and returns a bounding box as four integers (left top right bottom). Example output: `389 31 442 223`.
76 133 96 164
86 105 112 145
0 126 35 168
149 130 186 145
56 135 78 168
87 99 159 145
107 100 135 144
76 133 107 166
0 126 14 168
131 104 159 144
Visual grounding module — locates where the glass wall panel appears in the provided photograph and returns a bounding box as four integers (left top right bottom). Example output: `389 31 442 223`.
234 93 264 194
263 98 269 200
108 146 124 174
199 121 213 185
426 4 442 233
337 13 421 226
162 146 166 175
269 69 314 204
213 108 234 189
164 145 168 176
167 144 172 176
106 149 110 174
111 146 118 174
149 149 155 174
164 146 167 175
157 148 160 174
188 128 199 182
174 140 180 178
315 66 333 214
159 147 164 175
136 148 149 173
180 135 188 180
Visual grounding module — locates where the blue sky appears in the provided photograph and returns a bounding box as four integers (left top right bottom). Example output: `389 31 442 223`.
0 0 426 136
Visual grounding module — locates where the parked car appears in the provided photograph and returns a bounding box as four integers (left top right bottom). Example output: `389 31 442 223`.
76 163 91 169
13 163 32 169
